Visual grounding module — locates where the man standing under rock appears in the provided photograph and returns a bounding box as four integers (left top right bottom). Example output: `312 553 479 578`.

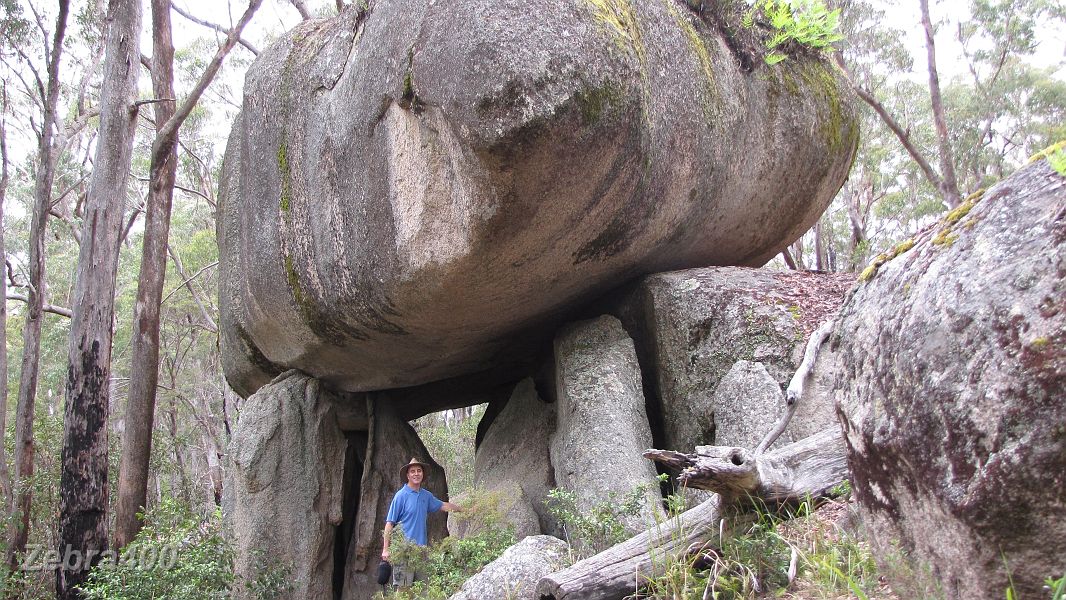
381 458 464 562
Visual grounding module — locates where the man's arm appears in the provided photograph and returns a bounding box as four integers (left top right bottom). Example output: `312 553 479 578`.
440 501 464 513
382 522 394 561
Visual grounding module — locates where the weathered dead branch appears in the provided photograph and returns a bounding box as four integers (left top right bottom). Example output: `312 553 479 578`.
645 427 848 504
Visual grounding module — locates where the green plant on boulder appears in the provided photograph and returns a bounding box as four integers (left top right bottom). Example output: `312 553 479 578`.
1048 148 1066 177
744 0 844 65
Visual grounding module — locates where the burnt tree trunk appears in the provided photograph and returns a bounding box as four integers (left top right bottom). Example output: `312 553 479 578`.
9 0 69 568
56 0 141 594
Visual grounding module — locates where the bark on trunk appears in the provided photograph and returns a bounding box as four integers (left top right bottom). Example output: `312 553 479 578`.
814 218 828 272
114 0 178 550
846 174 871 272
56 0 140 594
114 0 261 549
919 0 961 208
535 496 724 600
9 0 70 568
644 428 848 504
780 247 798 270
0 95 12 516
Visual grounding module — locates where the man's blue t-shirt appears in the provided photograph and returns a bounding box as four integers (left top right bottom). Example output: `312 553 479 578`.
385 485 443 546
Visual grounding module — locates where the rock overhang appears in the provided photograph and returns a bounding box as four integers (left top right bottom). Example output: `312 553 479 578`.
218 0 860 402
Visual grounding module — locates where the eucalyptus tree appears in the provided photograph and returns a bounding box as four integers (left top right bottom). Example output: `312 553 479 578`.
114 0 262 549
56 0 140 592
2 0 70 569
796 0 1066 274
0 85 11 519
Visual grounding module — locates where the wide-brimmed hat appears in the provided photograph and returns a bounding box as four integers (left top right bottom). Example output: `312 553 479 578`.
400 457 429 482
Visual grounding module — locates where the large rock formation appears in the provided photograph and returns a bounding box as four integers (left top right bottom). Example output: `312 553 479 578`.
229 371 345 599
832 161 1066 598
218 0 859 400
609 267 852 452
550 315 664 534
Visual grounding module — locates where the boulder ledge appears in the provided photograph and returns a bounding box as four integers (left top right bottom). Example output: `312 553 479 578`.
219 0 859 397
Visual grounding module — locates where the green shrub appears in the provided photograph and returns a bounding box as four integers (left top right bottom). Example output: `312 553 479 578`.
79 498 291 600
80 499 233 600
545 484 649 559
638 498 882 599
1048 148 1066 177
383 523 516 600
1046 574 1066 600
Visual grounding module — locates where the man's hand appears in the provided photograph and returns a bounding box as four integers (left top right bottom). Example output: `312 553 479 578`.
382 521 394 561
441 501 465 513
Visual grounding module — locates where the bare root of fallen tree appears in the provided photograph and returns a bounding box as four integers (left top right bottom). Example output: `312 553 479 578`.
644 427 849 504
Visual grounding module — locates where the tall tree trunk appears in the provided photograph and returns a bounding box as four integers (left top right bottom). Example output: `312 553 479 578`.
814 218 828 272
114 0 261 549
8 0 70 568
919 0 961 208
0 91 12 516
56 0 140 594
790 238 806 270
846 177 870 272
113 0 177 551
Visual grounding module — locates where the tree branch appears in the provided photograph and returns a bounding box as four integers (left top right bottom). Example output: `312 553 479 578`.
832 54 945 196
6 293 72 318
152 0 262 169
288 0 312 20
170 3 259 55
165 245 218 332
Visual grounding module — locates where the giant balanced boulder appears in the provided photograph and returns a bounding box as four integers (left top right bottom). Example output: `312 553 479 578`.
832 160 1065 598
219 0 859 398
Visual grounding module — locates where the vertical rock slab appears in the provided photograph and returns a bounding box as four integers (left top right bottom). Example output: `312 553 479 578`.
833 162 1066 598
230 371 345 599
550 315 663 534
614 267 851 452
472 378 558 539
342 395 449 599
710 360 786 449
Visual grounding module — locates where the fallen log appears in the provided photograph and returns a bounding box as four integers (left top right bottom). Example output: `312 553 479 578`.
535 495 724 600
644 427 848 504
